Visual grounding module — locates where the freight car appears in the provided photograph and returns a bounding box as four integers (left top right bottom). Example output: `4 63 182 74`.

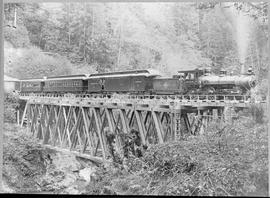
87 69 160 94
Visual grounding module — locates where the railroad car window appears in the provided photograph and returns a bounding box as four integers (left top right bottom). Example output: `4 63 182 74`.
186 73 195 80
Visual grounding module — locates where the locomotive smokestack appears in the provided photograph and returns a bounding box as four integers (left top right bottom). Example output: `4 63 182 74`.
240 62 245 74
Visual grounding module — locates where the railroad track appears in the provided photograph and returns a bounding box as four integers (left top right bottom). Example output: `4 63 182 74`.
18 92 266 105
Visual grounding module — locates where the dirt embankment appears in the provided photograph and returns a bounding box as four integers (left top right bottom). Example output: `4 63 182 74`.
3 123 99 194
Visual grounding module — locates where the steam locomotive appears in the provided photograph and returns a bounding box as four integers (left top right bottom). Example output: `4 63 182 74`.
16 67 256 96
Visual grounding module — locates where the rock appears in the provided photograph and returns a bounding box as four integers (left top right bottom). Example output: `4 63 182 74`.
51 153 81 172
79 167 96 183
103 186 116 195
1 181 14 193
63 186 80 195
58 173 77 188
130 184 141 190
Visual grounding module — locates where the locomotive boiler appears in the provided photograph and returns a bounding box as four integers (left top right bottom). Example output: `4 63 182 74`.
198 67 256 94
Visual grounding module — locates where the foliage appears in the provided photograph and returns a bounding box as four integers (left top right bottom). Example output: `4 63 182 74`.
4 25 30 48
85 117 268 196
7 46 73 79
239 104 266 124
4 3 213 75
4 92 20 123
3 2 268 79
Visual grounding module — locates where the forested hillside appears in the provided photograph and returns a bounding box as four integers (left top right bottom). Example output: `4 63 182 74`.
4 2 268 80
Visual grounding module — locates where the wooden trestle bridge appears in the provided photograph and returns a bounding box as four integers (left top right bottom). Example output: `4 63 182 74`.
18 93 266 162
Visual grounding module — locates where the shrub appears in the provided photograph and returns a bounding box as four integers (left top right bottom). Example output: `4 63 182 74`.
248 104 266 124
85 117 268 196
238 104 266 124
4 92 19 123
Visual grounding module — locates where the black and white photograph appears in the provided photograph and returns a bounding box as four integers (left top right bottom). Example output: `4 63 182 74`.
1 1 269 196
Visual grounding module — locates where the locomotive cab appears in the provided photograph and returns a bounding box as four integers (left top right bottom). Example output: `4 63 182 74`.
177 69 205 81
177 69 205 94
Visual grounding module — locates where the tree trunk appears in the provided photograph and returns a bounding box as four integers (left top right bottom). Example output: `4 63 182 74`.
91 7 94 38
255 41 260 78
13 5 16 28
117 14 124 71
91 6 95 64
68 3 71 45
83 2 87 61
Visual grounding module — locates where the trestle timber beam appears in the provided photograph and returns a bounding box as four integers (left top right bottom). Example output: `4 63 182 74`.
19 98 229 161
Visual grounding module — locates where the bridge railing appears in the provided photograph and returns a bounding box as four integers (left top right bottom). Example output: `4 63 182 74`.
18 92 266 104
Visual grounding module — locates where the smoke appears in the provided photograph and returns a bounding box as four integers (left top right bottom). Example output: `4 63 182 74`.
222 3 253 73
236 12 251 65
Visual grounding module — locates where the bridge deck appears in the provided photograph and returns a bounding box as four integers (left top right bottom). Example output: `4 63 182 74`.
19 93 267 109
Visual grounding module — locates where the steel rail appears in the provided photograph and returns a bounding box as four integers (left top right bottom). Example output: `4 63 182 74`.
18 92 266 104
